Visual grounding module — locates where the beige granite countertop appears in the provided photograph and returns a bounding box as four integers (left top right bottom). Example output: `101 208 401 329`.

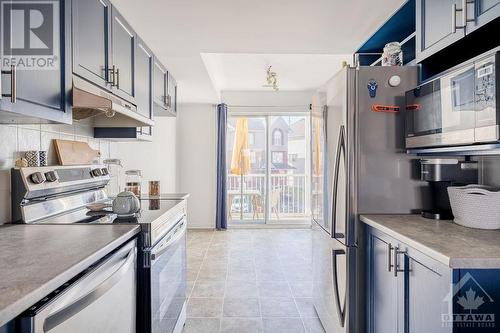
360 214 500 269
0 224 140 327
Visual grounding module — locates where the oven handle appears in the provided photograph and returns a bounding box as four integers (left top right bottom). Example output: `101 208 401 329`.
42 246 136 332
151 217 186 261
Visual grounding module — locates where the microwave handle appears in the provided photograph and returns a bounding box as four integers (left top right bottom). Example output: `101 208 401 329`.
42 246 136 332
151 218 186 261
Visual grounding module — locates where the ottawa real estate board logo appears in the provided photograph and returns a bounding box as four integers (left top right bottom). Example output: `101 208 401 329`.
1 0 59 70
442 273 495 329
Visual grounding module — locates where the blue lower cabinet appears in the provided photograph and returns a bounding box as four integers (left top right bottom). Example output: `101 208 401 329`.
451 269 500 333
367 227 452 333
403 247 452 333
0 321 15 333
367 227 500 333
0 0 72 124
367 230 399 333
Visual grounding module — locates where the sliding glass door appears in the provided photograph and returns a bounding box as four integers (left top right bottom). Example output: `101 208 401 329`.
226 113 310 226
226 116 267 224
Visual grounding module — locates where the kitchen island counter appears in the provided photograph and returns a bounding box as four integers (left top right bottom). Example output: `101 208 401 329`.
0 224 140 327
361 214 500 269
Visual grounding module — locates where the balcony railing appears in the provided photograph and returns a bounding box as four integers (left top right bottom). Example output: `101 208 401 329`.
227 173 309 221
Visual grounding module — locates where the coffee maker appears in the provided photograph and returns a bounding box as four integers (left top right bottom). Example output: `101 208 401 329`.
420 159 478 220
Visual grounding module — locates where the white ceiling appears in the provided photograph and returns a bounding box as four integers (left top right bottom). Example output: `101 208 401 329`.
201 53 351 93
112 0 406 103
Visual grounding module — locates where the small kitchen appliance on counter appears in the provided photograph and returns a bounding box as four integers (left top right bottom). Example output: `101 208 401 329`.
405 49 499 149
11 164 187 333
420 159 478 220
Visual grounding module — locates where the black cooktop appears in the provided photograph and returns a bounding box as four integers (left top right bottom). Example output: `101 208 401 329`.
38 199 182 225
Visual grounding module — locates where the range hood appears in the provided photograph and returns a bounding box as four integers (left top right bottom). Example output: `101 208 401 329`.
72 76 154 127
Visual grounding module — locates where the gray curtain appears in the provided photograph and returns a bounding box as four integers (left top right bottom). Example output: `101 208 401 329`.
215 104 228 230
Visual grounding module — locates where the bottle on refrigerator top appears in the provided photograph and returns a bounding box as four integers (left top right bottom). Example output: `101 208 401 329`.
382 42 403 66
125 170 142 197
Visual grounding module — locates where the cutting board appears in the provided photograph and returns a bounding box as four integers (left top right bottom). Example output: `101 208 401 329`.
54 139 101 165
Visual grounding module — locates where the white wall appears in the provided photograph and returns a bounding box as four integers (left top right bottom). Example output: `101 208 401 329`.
0 117 178 225
221 90 314 112
176 103 217 229
0 121 115 224
116 117 177 193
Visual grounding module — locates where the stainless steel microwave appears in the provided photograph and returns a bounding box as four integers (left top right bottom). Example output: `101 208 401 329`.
405 51 499 148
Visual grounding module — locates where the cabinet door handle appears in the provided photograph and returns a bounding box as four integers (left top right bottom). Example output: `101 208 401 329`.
166 94 172 109
1 65 17 103
388 243 394 272
452 0 475 32
115 67 120 89
108 66 116 86
10 64 16 103
452 3 457 33
393 246 406 277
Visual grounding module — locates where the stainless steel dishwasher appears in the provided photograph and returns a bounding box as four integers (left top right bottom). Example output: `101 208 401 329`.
19 240 137 333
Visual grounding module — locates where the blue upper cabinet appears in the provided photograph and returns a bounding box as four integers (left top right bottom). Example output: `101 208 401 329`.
72 0 112 89
0 0 72 124
417 0 500 63
153 60 177 117
72 0 137 105
467 0 500 32
416 0 465 62
167 72 177 115
135 38 153 120
110 7 136 104
153 59 167 112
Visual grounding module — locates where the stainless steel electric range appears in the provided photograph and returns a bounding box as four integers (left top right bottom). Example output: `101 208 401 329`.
11 164 187 333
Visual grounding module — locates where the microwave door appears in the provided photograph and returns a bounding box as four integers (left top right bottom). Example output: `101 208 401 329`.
475 55 498 142
439 65 476 145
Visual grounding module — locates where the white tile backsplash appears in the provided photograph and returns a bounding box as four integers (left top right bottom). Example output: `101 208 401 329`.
0 123 113 224
0 126 17 161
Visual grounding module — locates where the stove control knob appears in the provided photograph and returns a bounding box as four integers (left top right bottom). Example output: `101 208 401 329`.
91 168 103 177
45 171 58 182
29 172 46 184
101 168 109 175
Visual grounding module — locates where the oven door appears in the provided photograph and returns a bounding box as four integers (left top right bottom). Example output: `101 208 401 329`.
406 65 477 148
149 217 187 333
19 240 137 333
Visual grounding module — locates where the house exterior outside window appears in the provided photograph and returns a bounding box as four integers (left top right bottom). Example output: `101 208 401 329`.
272 151 285 164
273 129 283 146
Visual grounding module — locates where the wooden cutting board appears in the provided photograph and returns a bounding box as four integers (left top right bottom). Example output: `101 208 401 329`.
54 139 101 165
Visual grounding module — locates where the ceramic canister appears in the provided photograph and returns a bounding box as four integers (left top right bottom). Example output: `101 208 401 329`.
39 151 47 167
25 151 40 167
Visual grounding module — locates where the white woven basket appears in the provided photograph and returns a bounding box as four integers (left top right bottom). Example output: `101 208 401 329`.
448 185 500 230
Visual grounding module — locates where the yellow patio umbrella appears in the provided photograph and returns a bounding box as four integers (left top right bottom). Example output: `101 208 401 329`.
313 117 321 176
230 118 250 175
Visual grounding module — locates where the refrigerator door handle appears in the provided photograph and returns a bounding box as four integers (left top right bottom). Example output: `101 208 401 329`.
332 249 347 327
331 125 346 239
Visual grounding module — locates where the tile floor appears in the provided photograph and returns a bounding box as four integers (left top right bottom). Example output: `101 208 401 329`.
183 229 326 333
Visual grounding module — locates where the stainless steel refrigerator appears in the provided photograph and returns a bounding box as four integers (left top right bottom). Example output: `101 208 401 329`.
311 65 425 333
